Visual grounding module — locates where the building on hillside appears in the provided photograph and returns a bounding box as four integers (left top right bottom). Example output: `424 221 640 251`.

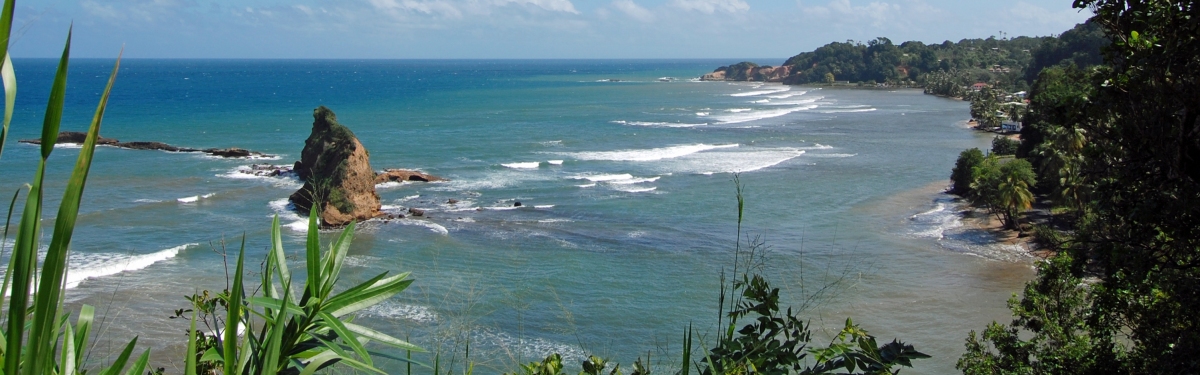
1001 121 1023 133
971 82 988 91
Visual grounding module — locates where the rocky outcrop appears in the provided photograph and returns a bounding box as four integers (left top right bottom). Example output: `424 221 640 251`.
700 62 794 83
375 169 445 183
19 131 272 158
288 106 382 228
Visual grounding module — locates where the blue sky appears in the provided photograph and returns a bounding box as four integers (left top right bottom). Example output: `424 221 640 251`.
12 0 1092 60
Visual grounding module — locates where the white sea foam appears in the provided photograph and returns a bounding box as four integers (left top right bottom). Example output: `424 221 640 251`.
611 120 706 128
134 199 163 203
766 90 807 99
269 198 311 232
695 112 709 116
761 96 824 106
376 181 405 189
397 195 421 202
576 183 596 188
547 160 563 165
361 301 439 324
177 193 215 203
909 202 962 240
612 186 657 193
218 166 302 189
567 144 738 162
750 99 769 104
572 173 633 182
725 108 752 113
397 219 449 235
534 205 554 209
53 143 84 149
707 105 817 124
807 153 857 158
65 244 195 289
729 87 790 97
538 218 572 223
608 176 660 184
659 148 805 174
820 108 877 113
502 162 541 169
801 144 835 150
473 328 587 364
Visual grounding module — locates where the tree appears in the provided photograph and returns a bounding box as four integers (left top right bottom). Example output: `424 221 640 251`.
951 148 985 195
992 136 1020 155
996 159 1036 231
961 1 1200 373
823 72 835 84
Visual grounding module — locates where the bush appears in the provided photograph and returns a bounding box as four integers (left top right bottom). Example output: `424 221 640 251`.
991 136 1020 155
951 148 985 195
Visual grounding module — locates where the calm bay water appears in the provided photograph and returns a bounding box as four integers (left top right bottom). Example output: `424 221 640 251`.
0 59 1034 374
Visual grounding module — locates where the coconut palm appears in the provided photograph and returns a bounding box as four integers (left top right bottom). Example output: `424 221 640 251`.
997 160 1036 231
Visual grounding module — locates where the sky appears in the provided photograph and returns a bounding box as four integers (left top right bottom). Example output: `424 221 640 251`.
11 0 1093 60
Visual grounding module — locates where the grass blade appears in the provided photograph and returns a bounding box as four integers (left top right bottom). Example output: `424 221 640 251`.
305 206 321 303
186 308 198 375
38 26 70 159
225 235 246 375
98 336 138 375
74 304 95 367
0 0 14 63
0 53 15 159
124 349 151 375
30 38 122 375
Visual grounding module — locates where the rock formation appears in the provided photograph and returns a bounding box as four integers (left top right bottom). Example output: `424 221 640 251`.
700 62 794 83
19 131 272 158
288 106 383 228
375 169 446 183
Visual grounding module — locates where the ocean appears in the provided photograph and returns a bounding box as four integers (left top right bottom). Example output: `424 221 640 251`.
0 59 1035 374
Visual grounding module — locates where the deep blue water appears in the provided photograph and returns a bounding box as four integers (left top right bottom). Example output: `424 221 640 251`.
0 59 1033 374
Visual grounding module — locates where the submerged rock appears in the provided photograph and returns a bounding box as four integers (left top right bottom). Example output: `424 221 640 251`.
375 168 446 183
18 131 271 158
288 106 382 227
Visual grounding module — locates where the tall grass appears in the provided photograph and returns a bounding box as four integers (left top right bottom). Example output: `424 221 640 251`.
0 2 147 371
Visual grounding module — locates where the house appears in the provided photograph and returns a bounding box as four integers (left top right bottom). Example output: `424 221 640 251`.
1002 121 1023 133
971 82 989 91
1013 91 1027 99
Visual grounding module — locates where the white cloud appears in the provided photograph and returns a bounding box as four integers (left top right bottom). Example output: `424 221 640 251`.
495 0 580 14
1000 1 1090 28
671 0 749 14
368 0 464 18
612 0 654 22
802 0 900 28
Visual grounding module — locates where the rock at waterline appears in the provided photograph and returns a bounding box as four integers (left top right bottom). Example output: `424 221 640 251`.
18 131 272 158
288 106 383 228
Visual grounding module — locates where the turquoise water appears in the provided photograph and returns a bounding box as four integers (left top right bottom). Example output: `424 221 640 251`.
1 59 1034 374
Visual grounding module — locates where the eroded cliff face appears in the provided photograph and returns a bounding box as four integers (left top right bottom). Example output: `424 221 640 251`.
289 106 382 227
700 62 793 83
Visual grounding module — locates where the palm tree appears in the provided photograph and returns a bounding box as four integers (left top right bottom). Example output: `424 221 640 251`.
997 160 1036 231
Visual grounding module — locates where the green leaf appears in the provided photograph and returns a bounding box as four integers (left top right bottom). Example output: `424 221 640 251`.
342 321 423 352
186 308 198 375
98 336 139 375
306 206 322 302
38 26 71 159
0 53 15 159
225 235 247 374
124 349 151 375
29 39 121 375
325 273 413 317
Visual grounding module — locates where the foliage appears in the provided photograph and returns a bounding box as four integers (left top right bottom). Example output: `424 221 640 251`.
182 211 423 375
958 254 1108 375
968 156 1036 231
960 0 1200 373
991 136 1020 156
951 148 985 195
1023 20 1108 83
969 86 1004 129
0 8 144 374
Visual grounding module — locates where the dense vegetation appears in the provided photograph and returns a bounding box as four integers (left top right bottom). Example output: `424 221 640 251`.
952 1 1200 373
775 21 1108 99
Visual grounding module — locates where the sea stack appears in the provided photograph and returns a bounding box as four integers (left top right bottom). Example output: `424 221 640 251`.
289 106 382 227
